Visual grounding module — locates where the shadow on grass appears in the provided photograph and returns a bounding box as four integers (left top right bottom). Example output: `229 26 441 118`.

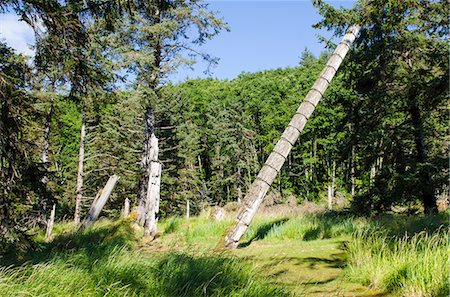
239 218 289 248
300 254 347 269
154 253 290 296
0 220 291 297
301 278 336 286
375 212 449 237
302 210 449 241
1 219 137 267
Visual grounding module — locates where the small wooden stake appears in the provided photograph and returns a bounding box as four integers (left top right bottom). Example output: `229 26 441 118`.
186 199 190 219
327 185 333 210
123 198 130 218
45 204 56 241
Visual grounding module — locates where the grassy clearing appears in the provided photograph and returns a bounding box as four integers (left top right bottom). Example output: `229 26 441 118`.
0 211 448 296
160 211 449 297
0 219 290 297
159 212 363 248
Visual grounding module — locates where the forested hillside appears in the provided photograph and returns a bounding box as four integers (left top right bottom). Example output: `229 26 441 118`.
2 47 447 227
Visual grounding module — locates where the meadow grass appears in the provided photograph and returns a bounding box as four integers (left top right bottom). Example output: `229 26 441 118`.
159 211 363 247
160 211 449 296
0 211 448 296
345 214 449 297
0 219 290 297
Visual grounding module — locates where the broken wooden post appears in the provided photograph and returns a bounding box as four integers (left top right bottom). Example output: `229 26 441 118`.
186 199 190 219
123 198 130 218
83 174 120 227
219 25 361 249
143 134 161 237
327 185 333 210
45 203 56 241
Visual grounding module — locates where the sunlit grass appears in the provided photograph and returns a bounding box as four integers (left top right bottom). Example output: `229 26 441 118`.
1 211 448 296
159 211 449 296
346 224 449 297
0 219 290 297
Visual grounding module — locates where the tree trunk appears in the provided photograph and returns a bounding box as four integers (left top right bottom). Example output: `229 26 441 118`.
220 25 360 249
138 2 163 224
328 160 336 210
41 98 54 185
84 175 120 227
137 108 154 225
332 160 336 197
39 97 54 224
74 106 86 225
143 134 161 237
409 94 436 213
45 203 56 242
327 185 333 210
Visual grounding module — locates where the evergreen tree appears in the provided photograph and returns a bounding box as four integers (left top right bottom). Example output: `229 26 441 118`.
314 0 449 213
0 42 46 247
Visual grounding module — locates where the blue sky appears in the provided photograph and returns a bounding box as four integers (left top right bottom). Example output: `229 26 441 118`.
0 0 356 83
173 0 356 82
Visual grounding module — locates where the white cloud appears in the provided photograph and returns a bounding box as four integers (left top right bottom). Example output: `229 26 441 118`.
0 13 35 56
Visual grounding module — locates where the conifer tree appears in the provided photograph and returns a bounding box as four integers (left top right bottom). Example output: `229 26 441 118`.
315 0 449 213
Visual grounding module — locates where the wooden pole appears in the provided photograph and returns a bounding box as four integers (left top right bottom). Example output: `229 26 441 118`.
327 185 333 210
220 25 360 249
351 145 355 197
45 203 56 241
137 108 154 225
123 198 130 218
144 134 161 237
329 160 336 210
74 106 86 225
83 174 120 227
186 199 190 219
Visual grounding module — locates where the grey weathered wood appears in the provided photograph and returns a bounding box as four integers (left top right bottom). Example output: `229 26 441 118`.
45 204 56 242
327 185 333 210
83 175 120 227
144 162 161 236
186 199 190 219
143 134 161 237
123 198 130 218
221 25 360 249
137 108 155 225
74 107 86 225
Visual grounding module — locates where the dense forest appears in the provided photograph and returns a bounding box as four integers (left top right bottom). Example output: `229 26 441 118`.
0 0 449 296
1 0 448 231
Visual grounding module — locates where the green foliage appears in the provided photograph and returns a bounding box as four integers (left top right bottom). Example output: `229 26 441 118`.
0 42 49 249
314 0 449 212
153 55 352 213
1 0 448 241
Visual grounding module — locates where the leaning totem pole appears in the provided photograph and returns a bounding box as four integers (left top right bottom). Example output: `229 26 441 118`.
221 25 361 249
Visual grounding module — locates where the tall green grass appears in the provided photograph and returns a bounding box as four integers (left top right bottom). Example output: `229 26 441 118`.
345 218 449 297
2 211 448 296
160 212 363 246
0 248 291 296
0 219 290 297
161 211 450 297
243 213 363 242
